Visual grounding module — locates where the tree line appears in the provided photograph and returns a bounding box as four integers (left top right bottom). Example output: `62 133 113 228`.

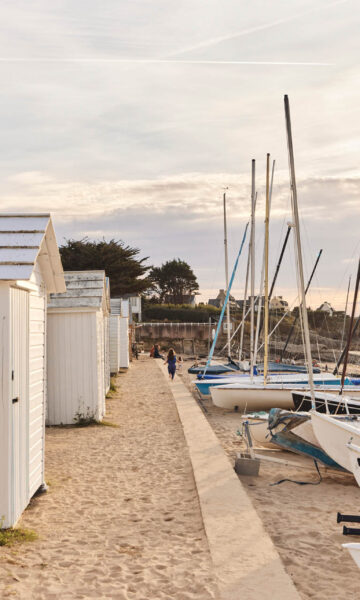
60 238 199 303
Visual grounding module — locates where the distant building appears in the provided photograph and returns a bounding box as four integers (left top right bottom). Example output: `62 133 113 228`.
270 296 289 311
164 294 196 307
246 295 266 313
316 301 334 317
208 289 237 309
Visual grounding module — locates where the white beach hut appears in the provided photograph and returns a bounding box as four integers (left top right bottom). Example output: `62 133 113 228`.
47 270 110 425
111 298 130 369
104 277 111 392
0 213 65 528
109 314 121 374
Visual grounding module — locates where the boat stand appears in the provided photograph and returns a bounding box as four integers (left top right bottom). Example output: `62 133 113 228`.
337 512 360 536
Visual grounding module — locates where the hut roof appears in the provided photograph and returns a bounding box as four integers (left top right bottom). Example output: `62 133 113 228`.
0 213 65 292
48 270 110 312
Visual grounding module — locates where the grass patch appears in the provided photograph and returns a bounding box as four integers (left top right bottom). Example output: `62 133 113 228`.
0 527 37 547
106 377 118 397
98 420 119 428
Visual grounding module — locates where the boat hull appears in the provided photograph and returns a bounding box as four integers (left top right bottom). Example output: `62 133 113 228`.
293 390 360 413
346 442 360 487
197 373 344 398
310 411 360 472
343 544 360 569
239 414 275 447
188 362 240 375
211 386 295 411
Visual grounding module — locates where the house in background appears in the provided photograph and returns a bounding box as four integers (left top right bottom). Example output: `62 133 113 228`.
316 301 334 316
270 296 289 311
208 289 237 309
164 293 196 307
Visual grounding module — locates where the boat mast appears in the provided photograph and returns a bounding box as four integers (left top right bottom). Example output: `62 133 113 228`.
340 275 351 360
340 259 360 390
263 153 270 382
250 160 256 379
223 191 231 358
284 94 315 406
254 162 273 367
280 248 323 361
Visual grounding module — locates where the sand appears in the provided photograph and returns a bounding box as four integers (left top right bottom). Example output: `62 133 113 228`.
181 362 360 600
0 357 219 600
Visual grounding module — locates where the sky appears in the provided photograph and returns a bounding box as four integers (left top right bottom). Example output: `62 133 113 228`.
0 0 359 310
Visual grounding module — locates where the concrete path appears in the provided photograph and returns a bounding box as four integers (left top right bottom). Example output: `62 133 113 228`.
158 362 301 600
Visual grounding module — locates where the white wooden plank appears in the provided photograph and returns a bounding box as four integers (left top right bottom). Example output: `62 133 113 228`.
48 297 102 309
51 288 104 298
0 264 33 280
0 232 44 247
64 272 104 282
0 215 48 232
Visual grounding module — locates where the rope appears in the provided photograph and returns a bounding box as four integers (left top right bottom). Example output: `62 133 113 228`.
270 459 322 486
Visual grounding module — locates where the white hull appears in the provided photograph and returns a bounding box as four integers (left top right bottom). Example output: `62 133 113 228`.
291 419 320 447
211 384 360 411
211 386 295 411
342 543 360 569
239 414 275 447
310 411 360 472
346 442 360 487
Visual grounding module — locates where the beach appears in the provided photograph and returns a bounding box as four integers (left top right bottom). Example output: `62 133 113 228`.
1 356 360 599
181 362 360 599
0 357 219 600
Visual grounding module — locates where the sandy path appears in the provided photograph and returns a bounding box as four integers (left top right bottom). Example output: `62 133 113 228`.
0 357 219 600
181 362 360 600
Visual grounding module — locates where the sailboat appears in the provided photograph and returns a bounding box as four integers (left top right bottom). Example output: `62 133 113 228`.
267 408 347 470
210 148 357 409
310 259 360 475
188 191 241 376
209 379 360 409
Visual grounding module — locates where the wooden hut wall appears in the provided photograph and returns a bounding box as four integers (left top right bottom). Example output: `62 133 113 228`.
119 316 129 369
109 314 120 374
47 309 104 425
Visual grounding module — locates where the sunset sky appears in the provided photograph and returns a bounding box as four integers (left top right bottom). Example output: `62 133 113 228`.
0 0 359 309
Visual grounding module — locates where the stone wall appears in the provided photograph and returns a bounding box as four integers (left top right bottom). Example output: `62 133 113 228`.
135 322 232 357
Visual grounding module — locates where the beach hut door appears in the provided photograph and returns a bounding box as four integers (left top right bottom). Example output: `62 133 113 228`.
10 287 29 525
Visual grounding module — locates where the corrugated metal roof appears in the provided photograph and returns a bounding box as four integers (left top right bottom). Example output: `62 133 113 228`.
0 213 66 292
48 270 109 311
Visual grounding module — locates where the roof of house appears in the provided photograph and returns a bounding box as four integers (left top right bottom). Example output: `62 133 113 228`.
48 270 110 311
0 213 65 292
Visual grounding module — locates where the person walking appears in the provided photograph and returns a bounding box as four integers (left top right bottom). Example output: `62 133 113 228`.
165 348 177 380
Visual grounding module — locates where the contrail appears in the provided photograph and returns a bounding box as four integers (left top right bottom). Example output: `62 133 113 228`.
167 0 348 57
0 58 333 66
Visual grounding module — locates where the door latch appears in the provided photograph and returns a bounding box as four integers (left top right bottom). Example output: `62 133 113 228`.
12 397 19 404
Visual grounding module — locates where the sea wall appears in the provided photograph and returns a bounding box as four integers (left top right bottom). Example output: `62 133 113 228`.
135 322 233 356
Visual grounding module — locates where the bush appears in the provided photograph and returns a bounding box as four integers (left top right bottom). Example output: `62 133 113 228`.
142 303 221 323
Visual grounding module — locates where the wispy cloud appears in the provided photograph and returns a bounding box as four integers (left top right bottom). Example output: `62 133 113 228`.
0 58 333 66
167 0 348 58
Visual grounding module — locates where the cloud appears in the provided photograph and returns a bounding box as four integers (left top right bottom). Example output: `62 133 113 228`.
167 0 348 58
1 169 359 310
